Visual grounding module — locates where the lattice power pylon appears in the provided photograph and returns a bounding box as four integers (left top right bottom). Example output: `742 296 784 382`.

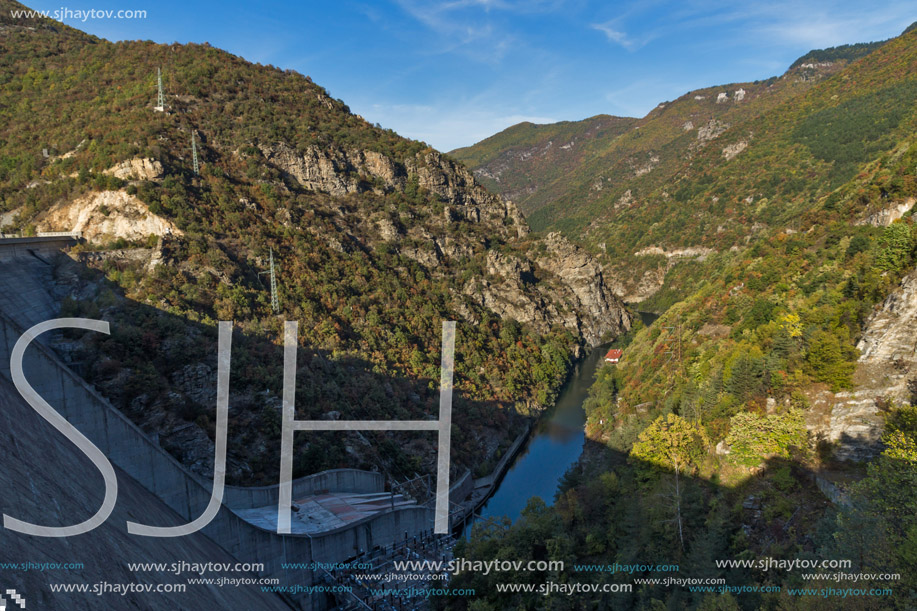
259 248 281 313
154 67 165 112
191 131 200 175
268 248 280 313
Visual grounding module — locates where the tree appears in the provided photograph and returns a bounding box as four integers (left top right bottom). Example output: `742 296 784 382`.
697 592 741 611
724 409 807 467
778 313 803 338
805 329 856 390
877 221 915 272
631 414 709 473
832 421 917 599
631 414 709 550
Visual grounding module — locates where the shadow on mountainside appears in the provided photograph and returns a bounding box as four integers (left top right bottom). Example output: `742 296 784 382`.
0 248 529 492
444 432 916 610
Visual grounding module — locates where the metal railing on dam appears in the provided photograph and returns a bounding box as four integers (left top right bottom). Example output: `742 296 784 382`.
0 235 82 259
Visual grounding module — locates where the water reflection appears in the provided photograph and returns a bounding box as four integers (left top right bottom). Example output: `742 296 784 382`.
466 343 607 527
462 310 660 532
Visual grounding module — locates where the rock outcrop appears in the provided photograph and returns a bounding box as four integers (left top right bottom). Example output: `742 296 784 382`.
258 142 404 196
535 233 632 345
855 197 915 227
634 245 715 260
463 233 632 347
259 144 528 241
807 267 917 460
406 151 528 239
605 245 715 303
36 189 181 243
696 118 729 143
607 266 668 304
103 157 164 181
722 140 748 160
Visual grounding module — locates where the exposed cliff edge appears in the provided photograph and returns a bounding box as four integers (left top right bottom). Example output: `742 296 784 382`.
257 140 630 346
807 267 917 460
258 143 528 238
460 232 631 348
35 189 181 243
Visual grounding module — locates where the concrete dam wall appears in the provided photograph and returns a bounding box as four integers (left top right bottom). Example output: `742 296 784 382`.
0 248 450 609
0 371 293 611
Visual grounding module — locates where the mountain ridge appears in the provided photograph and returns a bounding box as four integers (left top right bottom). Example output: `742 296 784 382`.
453 24 917 305
0 0 631 484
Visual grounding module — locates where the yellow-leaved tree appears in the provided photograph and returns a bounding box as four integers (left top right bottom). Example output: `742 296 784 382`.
631 414 709 551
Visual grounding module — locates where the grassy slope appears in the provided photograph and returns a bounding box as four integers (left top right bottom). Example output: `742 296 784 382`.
450 115 636 212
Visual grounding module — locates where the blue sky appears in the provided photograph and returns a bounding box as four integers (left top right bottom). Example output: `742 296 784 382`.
25 0 916 150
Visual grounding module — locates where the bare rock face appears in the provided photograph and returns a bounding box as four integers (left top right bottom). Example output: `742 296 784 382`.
259 140 629 347
722 140 748 160
855 197 915 227
607 265 667 304
256 142 482 203
258 142 373 195
463 234 632 347
375 216 402 241
807 267 917 460
260 142 528 240
535 233 632 345
103 157 164 181
36 189 181 243
406 151 528 239
606 245 715 303
634 245 715 260
696 118 729 143
486 250 534 281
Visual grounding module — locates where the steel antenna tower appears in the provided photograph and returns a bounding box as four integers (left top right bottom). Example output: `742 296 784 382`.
154 67 165 111
663 320 685 378
191 131 200 175
259 248 281 313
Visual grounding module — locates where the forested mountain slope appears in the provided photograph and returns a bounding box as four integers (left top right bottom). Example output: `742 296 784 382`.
0 0 631 485
453 29 915 305
447 23 917 611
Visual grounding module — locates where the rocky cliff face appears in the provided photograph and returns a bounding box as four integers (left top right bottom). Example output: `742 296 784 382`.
534 232 631 345
258 140 629 346
258 142 402 197
103 157 164 181
807 267 917 460
407 151 529 239
462 234 632 348
36 190 181 243
259 143 528 239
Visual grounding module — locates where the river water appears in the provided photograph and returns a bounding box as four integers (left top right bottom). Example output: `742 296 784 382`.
462 342 608 530
462 311 659 533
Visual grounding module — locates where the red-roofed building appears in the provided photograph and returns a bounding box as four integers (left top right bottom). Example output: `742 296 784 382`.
604 348 623 364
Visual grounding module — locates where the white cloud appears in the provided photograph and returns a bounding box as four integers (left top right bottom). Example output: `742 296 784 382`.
357 102 557 151
752 6 914 49
592 22 634 49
